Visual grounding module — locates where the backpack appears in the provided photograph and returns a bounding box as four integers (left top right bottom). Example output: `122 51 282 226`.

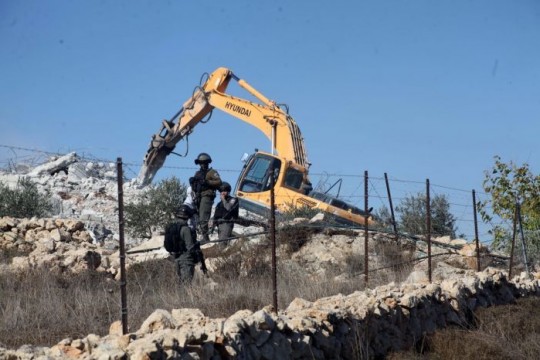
164 221 186 253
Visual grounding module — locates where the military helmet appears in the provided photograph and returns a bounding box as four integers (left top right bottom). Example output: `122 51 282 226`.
174 204 193 219
220 182 232 192
194 152 212 165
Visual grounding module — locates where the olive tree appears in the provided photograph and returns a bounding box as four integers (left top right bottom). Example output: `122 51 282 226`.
0 177 52 218
124 176 187 238
396 192 457 238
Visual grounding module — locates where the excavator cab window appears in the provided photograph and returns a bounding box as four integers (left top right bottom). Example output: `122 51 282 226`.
283 167 304 190
239 154 281 193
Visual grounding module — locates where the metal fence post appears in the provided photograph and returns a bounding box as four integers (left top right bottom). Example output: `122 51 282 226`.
472 190 481 272
426 179 432 283
364 170 369 286
516 202 530 276
270 168 278 312
116 157 128 335
509 204 518 278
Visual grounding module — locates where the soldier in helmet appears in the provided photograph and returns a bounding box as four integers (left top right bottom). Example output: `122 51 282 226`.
164 204 198 284
211 181 239 241
192 153 222 243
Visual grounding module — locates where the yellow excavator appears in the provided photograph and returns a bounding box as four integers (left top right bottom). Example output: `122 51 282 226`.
138 67 373 226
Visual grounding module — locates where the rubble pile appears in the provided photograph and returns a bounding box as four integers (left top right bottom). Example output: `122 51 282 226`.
0 215 181 278
0 152 143 237
0 216 119 275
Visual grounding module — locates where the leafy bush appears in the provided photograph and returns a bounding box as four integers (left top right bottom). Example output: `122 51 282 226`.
478 156 540 264
396 192 457 238
124 177 187 238
0 177 52 218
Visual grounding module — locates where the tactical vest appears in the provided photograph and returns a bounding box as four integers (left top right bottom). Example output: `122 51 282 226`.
194 168 220 197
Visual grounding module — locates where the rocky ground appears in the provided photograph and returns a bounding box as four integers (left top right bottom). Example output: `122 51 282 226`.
1 153 538 359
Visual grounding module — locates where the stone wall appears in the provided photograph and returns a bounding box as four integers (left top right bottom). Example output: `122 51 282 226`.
2 268 538 359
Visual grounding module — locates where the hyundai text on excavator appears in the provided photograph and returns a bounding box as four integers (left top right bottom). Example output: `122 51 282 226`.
138 67 373 227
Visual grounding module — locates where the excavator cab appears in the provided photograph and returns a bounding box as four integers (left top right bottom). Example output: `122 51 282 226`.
237 153 280 194
237 152 311 194
236 151 373 226
235 152 311 217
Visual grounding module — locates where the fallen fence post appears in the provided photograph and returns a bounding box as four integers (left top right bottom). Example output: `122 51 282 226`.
384 173 398 241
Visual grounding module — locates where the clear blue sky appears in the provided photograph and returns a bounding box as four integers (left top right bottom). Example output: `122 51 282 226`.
1 0 539 239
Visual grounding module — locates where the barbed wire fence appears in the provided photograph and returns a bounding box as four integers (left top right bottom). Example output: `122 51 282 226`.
1 144 531 238
1 144 536 311
0 143 530 248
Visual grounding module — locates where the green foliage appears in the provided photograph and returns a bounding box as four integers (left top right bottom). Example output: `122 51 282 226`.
478 156 540 261
396 192 457 238
124 176 187 238
0 177 52 218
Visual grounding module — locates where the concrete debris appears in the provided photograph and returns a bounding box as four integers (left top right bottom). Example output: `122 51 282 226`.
28 152 79 177
0 152 144 243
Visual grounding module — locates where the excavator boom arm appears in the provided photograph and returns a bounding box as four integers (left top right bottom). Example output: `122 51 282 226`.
138 67 308 185
206 92 308 166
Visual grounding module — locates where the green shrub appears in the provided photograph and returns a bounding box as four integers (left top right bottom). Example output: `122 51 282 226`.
124 176 187 238
396 192 457 238
478 156 540 264
0 177 52 218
